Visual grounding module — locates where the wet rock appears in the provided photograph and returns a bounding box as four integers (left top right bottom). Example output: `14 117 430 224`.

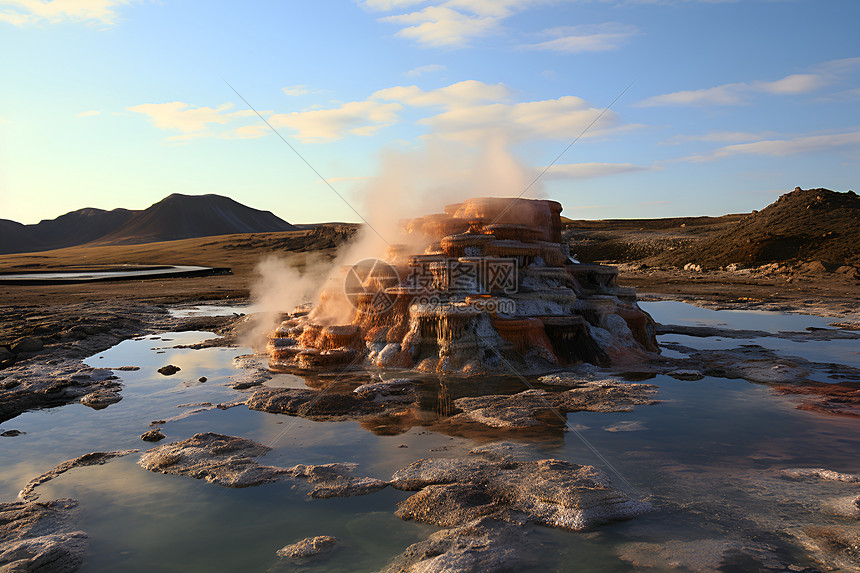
0 347 14 368
1 429 25 437
691 347 809 384
10 337 44 354
782 468 860 483
79 388 122 409
246 386 414 421
835 265 859 278
140 429 165 442
657 324 772 339
230 356 271 390
0 498 87 573
19 450 139 501
139 432 285 487
276 535 337 559
391 450 649 531
139 433 388 497
198 377 207 383
291 462 389 499
467 442 538 462
377 517 534 573
791 527 860 571
798 260 828 275
395 483 500 527
450 381 658 430
353 378 416 403
667 369 704 381
157 365 180 376
828 495 860 519
538 369 617 388
0 360 122 424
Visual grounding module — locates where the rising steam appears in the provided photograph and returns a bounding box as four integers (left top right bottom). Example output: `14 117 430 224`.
247 134 545 342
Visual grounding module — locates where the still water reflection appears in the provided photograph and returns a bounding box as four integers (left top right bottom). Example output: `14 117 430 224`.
0 303 857 572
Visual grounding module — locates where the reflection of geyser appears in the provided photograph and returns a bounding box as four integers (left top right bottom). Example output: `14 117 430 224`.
267 197 659 375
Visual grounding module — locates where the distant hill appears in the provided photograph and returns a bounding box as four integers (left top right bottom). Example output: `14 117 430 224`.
661 187 860 268
92 194 296 246
0 194 297 255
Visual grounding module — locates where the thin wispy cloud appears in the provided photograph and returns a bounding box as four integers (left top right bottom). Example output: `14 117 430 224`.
127 101 260 140
267 100 402 143
406 63 447 77
281 85 322 97
681 130 860 161
661 131 778 144
0 0 131 27
75 110 101 117
637 73 826 107
373 80 511 107
523 23 637 53
638 56 860 108
542 162 652 180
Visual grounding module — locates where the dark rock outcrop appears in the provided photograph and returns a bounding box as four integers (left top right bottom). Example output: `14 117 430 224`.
0 499 87 573
0 360 122 423
276 535 337 559
391 449 649 532
138 433 387 497
377 517 534 573
450 381 659 429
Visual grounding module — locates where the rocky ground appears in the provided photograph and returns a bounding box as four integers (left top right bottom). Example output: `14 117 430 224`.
2 193 859 571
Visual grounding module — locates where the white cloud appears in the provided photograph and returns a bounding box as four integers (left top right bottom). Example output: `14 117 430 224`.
523 23 637 53
373 80 511 107
406 63 447 77
637 82 749 107
360 0 426 10
0 0 130 26
417 95 625 143
76 110 100 117
267 100 402 143
543 162 651 180
373 80 631 143
127 101 258 136
282 85 311 96
381 5 497 47
753 74 824 95
661 131 777 145
638 70 830 107
372 0 546 47
683 130 860 161
130 80 634 147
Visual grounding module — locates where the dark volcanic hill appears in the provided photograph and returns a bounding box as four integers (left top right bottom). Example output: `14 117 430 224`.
0 194 296 255
660 187 860 268
668 188 860 267
92 193 296 246
0 207 135 255
563 187 860 269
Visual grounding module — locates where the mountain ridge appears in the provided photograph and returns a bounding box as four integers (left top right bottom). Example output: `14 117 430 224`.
0 193 296 255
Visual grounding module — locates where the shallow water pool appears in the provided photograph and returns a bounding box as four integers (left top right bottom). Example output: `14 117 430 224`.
1 302 858 572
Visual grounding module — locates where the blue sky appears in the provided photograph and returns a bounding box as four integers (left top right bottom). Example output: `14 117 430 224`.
1 0 858 225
